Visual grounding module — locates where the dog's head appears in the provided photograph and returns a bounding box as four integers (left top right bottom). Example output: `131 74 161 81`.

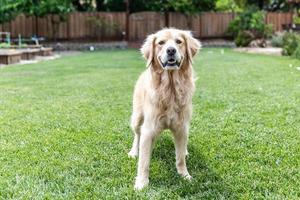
141 28 201 70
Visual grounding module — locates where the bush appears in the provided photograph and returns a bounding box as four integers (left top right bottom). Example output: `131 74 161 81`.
235 31 254 47
0 43 11 48
292 44 300 59
228 6 273 47
271 32 284 47
282 32 300 56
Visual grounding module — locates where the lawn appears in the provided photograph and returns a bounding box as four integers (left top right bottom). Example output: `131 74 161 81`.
0 49 299 199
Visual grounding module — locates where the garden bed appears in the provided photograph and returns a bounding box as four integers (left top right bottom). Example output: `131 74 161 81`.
20 49 40 60
0 50 22 64
39 47 53 56
0 47 53 65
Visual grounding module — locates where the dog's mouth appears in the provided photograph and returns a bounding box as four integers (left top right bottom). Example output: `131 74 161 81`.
160 57 181 70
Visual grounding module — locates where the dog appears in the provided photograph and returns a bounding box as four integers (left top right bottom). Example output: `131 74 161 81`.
128 28 201 190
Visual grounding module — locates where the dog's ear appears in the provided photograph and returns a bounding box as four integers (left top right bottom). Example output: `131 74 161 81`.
140 33 156 67
182 31 201 63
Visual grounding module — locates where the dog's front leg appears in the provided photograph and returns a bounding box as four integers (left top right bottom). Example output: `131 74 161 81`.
173 126 192 180
134 123 157 190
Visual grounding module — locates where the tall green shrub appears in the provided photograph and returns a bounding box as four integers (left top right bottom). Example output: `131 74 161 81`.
282 32 300 56
228 6 273 47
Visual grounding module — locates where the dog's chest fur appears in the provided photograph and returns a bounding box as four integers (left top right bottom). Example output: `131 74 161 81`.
151 70 194 127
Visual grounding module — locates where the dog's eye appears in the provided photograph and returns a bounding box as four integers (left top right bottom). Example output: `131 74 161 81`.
158 41 165 45
176 39 182 44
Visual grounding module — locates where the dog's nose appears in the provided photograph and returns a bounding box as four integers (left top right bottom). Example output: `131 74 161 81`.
166 47 176 56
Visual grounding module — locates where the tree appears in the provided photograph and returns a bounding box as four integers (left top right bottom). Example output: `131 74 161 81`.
216 0 289 12
266 0 289 11
72 0 95 11
216 0 243 12
0 0 23 23
22 0 74 40
95 0 216 13
22 0 73 19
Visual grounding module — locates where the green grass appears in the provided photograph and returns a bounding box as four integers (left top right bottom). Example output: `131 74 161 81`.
0 49 299 199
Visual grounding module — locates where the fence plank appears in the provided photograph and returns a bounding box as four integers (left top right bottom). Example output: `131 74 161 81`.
199 12 234 38
0 11 294 42
129 12 166 41
266 12 292 32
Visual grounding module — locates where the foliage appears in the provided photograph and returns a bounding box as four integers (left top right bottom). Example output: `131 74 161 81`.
271 32 284 47
72 0 95 11
293 15 300 25
0 0 23 23
21 0 74 40
266 0 289 11
228 6 273 46
96 0 216 13
0 0 74 24
282 32 300 56
0 42 11 48
157 0 216 14
216 0 242 12
273 31 300 59
292 44 300 59
23 0 74 19
235 30 253 47
216 0 289 12
96 0 124 11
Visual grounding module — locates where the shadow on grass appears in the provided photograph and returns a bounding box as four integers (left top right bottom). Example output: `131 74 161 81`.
150 134 234 199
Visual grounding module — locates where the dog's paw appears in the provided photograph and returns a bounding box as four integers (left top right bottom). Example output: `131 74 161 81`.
134 177 149 190
178 170 193 181
184 174 193 181
128 150 138 158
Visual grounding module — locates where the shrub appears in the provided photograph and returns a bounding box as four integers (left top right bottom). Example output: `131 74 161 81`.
271 32 284 47
0 43 11 48
282 32 300 56
292 44 300 59
228 6 273 47
235 31 254 47
293 15 300 24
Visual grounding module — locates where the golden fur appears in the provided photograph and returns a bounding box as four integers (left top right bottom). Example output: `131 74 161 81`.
128 28 201 190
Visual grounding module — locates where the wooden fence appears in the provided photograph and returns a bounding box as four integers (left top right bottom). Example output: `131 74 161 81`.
0 12 126 41
0 11 292 42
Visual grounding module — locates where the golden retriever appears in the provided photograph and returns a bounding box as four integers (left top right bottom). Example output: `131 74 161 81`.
128 28 201 190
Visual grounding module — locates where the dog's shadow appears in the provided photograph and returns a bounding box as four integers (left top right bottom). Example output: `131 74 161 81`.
150 133 233 198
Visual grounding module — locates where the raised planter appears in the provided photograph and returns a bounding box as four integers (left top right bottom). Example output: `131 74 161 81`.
20 49 40 60
0 50 22 65
39 48 53 56
0 45 42 49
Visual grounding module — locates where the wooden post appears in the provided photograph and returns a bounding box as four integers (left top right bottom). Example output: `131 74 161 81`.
125 0 130 41
199 12 202 38
165 12 169 27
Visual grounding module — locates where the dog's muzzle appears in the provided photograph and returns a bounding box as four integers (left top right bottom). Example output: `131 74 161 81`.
160 47 182 70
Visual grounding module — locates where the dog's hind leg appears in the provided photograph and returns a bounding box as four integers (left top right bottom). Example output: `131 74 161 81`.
128 112 143 158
